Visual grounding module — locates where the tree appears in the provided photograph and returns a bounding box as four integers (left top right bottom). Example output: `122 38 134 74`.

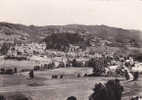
72 59 78 67
89 79 124 100
0 42 12 55
72 59 83 67
0 95 5 100
29 70 34 79
43 33 84 51
66 96 77 100
87 57 109 76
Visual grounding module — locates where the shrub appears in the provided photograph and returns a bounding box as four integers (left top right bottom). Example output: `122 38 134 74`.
57 62 65 68
87 57 109 76
66 96 77 100
89 79 124 100
72 59 83 67
0 42 12 55
34 66 40 71
48 63 55 69
5 69 14 74
0 95 6 100
7 93 32 100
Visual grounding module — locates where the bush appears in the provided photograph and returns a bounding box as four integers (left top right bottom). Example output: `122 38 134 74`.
4 56 27 61
66 96 77 100
20 69 31 72
34 66 40 71
0 42 12 55
0 68 5 74
87 57 109 76
89 79 124 100
57 62 65 68
72 59 84 67
48 63 55 69
72 59 78 67
0 95 6 100
133 72 139 81
4 69 14 74
7 93 32 100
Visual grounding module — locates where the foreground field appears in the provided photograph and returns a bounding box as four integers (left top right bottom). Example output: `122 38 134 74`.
0 67 142 100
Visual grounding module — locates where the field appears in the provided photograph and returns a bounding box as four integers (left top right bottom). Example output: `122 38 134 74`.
0 67 142 100
0 58 142 100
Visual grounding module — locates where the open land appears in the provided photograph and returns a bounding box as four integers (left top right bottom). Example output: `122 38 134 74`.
0 66 142 100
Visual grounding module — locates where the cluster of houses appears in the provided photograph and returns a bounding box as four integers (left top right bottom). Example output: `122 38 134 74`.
5 42 103 60
1 40 142 80
7 42 46 57
1 41 125 70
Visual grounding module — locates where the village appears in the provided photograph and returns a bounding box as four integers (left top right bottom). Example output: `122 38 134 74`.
0 40 141 78
0 40 142 100
0 41 101 68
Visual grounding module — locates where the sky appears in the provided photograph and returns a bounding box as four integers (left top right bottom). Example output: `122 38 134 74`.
0 0 142 30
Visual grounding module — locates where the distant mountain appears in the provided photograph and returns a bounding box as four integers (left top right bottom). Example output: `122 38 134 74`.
0 22 142 51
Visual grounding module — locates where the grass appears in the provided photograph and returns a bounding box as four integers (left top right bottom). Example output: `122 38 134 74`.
0 73 142 100
0 76 120 100
0 57 142 100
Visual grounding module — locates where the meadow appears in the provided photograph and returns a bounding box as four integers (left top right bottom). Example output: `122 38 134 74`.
0 58 142 100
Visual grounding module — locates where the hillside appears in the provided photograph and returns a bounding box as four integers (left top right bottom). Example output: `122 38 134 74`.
0 22 142 52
